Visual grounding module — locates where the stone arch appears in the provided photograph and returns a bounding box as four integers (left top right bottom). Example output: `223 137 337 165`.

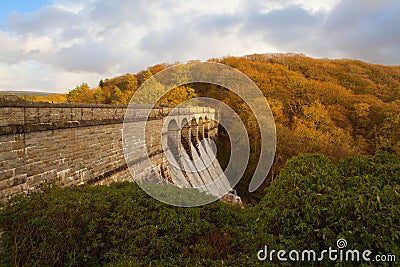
181 118 188 128
203 116 210 138
190 118 198 148
180 118 191 156
167 119 179 156
198 117 204 141
168 119 179 131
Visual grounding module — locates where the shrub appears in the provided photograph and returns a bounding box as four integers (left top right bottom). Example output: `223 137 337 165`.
0 183 243 266
250 152 400 265
1 152 399 266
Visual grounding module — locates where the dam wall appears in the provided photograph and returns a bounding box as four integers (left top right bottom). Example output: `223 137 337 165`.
0 96 218 202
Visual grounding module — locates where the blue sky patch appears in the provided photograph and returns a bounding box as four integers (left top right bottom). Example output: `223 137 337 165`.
0 0 51 22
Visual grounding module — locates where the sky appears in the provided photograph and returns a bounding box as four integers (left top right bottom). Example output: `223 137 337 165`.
0 0 399 93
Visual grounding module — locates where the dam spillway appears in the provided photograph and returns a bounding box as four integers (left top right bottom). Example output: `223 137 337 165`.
0 96 240 205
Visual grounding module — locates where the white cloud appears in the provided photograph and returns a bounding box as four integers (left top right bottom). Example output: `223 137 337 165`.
0 0 398 93
0 31 56 64
0 61 102 92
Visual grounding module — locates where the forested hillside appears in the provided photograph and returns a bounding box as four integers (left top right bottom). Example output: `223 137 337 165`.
0 92 66 103
210 54 400 200
64 53 400 200
2 53 400 265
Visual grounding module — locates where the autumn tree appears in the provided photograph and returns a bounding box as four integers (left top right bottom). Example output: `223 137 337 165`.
66 83 93 103
158 86 197 106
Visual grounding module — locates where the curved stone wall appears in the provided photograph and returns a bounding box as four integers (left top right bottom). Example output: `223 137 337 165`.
0 97 218 202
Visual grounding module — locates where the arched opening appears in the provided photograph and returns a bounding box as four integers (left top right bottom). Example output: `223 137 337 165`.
204 116 210 138
180 118 191 157
167 119 179 131
190 118 198 148
181 118 189 128
167 119 179 158
198 117 204 141
190 118 200 155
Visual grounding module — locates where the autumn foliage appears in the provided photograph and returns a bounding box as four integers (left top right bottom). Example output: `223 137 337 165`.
1 53 400 266
30 53 400 199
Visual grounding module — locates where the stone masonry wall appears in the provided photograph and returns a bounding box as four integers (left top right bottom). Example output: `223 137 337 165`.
0 97 218 202
0 97 167 202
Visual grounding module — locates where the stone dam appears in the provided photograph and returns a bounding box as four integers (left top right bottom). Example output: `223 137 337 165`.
0 96 240 205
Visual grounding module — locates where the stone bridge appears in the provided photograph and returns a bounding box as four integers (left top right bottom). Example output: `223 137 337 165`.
0 96 239 204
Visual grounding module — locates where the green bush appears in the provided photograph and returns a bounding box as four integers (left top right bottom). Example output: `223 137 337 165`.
0 183 243 266
249 152 400 265
1 152 399 266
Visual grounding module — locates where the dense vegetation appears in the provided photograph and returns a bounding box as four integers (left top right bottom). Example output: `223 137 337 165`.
208 54 400 200
2 54 399 265
63 53 400 201
1 152 399 266
0 92 66 103
5 54 400 200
